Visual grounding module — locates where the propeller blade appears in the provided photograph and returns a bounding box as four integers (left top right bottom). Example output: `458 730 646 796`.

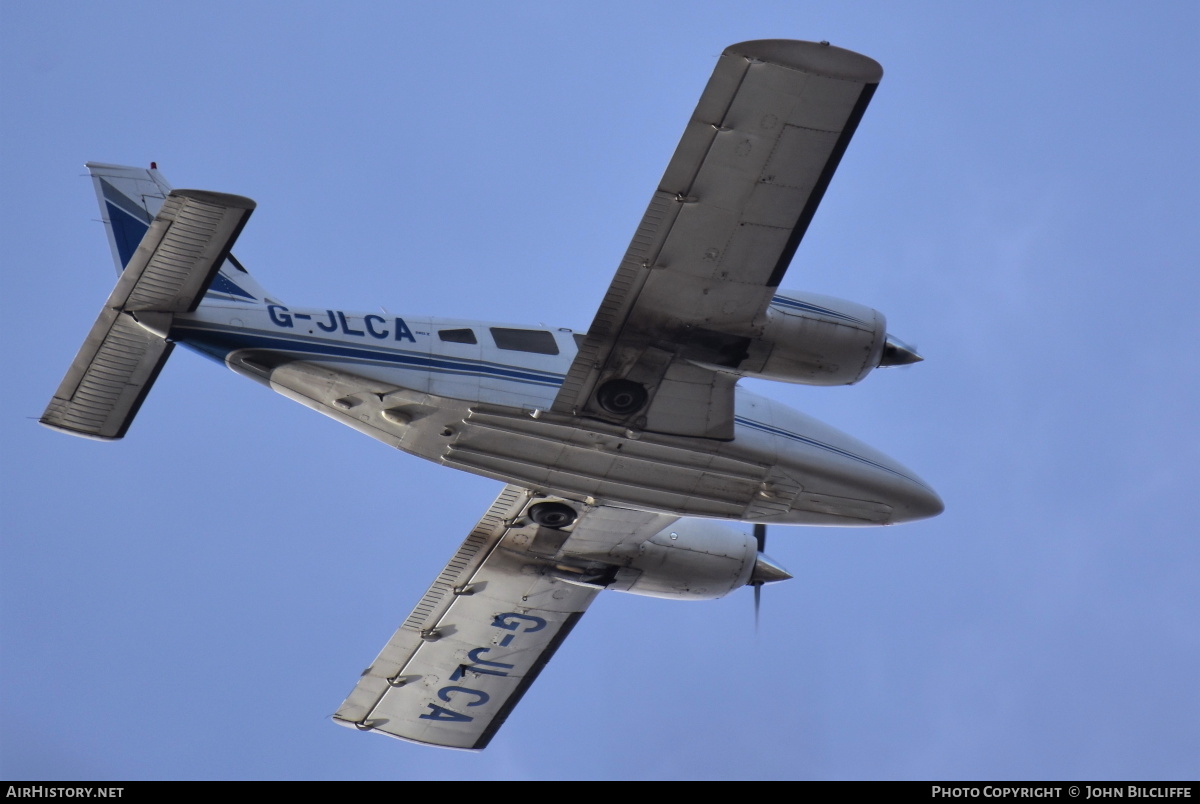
753 523 766 634
754 582 762 633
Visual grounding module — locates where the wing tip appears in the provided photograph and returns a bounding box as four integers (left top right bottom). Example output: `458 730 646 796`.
37 417 123 442
725 39 883 83
171 189 257 212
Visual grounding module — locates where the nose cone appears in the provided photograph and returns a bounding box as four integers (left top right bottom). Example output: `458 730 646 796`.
745 390 944 527
828 441 945 525
825 435 944 524
852 443 943 523
888 478 944 523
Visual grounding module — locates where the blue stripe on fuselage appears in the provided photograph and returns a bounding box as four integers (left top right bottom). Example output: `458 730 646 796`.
170 321 566 387
733 414 922 486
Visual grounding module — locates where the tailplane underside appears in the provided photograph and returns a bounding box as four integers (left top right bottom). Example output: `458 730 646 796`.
42 190 256 440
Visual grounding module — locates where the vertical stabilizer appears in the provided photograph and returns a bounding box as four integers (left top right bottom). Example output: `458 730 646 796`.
86 162 278 305
87 162 172 274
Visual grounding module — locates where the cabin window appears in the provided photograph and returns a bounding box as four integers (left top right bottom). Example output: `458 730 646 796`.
489 328 559 355
438 328 477 345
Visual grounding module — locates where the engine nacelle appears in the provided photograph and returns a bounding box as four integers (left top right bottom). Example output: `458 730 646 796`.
745 291 888 386
607 519 757 600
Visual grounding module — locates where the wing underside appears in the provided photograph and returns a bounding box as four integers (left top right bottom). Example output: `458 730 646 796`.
334 486 676 750
553 40 882 439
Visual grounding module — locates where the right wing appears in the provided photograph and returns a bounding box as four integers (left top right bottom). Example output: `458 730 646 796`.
553 40 882 439
334 486 675 750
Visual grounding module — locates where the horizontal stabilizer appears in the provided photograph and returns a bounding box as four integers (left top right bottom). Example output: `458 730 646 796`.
41 190 255 439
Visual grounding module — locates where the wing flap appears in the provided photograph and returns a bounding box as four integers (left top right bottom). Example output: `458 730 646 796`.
41 190 255 439
642 362 737 439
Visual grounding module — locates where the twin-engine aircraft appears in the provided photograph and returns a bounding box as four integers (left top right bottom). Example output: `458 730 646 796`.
43 40 941 750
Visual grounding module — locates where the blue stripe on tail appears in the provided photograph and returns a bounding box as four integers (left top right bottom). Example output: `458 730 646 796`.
105 201 150 270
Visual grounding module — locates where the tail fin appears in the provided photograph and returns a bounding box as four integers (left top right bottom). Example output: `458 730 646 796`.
86 162 278 305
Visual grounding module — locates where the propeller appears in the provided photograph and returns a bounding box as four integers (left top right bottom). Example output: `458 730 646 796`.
748 523 793 632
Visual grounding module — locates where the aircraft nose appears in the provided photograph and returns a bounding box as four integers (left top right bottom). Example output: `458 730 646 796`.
888 477 944 523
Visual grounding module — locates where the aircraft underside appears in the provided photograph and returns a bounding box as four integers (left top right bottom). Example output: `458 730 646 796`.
42 40 943 750
203 333 941 527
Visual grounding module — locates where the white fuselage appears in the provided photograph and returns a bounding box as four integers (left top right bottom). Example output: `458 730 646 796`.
171 301 942 526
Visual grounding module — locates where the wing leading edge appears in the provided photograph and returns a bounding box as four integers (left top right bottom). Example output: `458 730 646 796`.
553 40 882 439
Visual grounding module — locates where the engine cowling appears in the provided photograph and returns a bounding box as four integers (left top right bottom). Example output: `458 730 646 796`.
606 520 758 600
741 291 888 386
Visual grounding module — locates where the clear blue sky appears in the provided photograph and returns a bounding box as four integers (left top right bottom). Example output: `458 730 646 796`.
2 0 1197 781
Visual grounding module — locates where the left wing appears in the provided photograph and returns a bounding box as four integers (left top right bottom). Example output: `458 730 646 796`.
334 486 675 750
553 40 882 439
